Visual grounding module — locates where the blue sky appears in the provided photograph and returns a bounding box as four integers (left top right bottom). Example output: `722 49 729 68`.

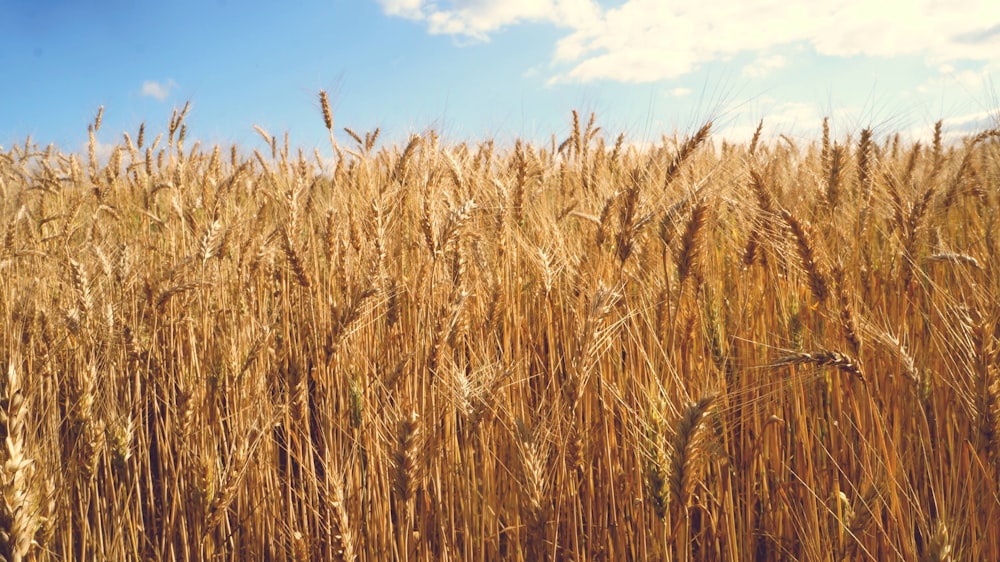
2 0 999 155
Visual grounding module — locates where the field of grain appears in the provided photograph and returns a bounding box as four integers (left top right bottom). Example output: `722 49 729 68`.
0 98 998 560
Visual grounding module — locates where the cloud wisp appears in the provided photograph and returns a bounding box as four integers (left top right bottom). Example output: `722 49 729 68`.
377 0 600 41
141 79 177 101
742 54 787 79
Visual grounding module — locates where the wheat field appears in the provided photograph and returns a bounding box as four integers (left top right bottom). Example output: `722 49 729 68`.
0 98 998 561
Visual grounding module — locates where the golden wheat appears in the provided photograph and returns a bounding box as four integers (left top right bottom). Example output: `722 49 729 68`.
0 103 997 560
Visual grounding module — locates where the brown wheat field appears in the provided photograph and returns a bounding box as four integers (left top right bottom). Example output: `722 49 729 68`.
0 98 998 561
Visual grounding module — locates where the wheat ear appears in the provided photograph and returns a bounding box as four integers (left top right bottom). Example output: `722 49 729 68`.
780 209 829 303
769 350 866 384
667 393 717 508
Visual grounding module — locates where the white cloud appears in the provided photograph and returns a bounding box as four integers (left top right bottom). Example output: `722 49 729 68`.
80 138 119 166
718 100 829 143
670 87 692 97
379 0 425 18
907 108 1000 144
95 139 117 164
141 79 177 101
379 0 1000 83
947 108 1000 130
809 1 1000 61
938 66 993 90
742 54 787 78
913 64 996 103
716 97 999 145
